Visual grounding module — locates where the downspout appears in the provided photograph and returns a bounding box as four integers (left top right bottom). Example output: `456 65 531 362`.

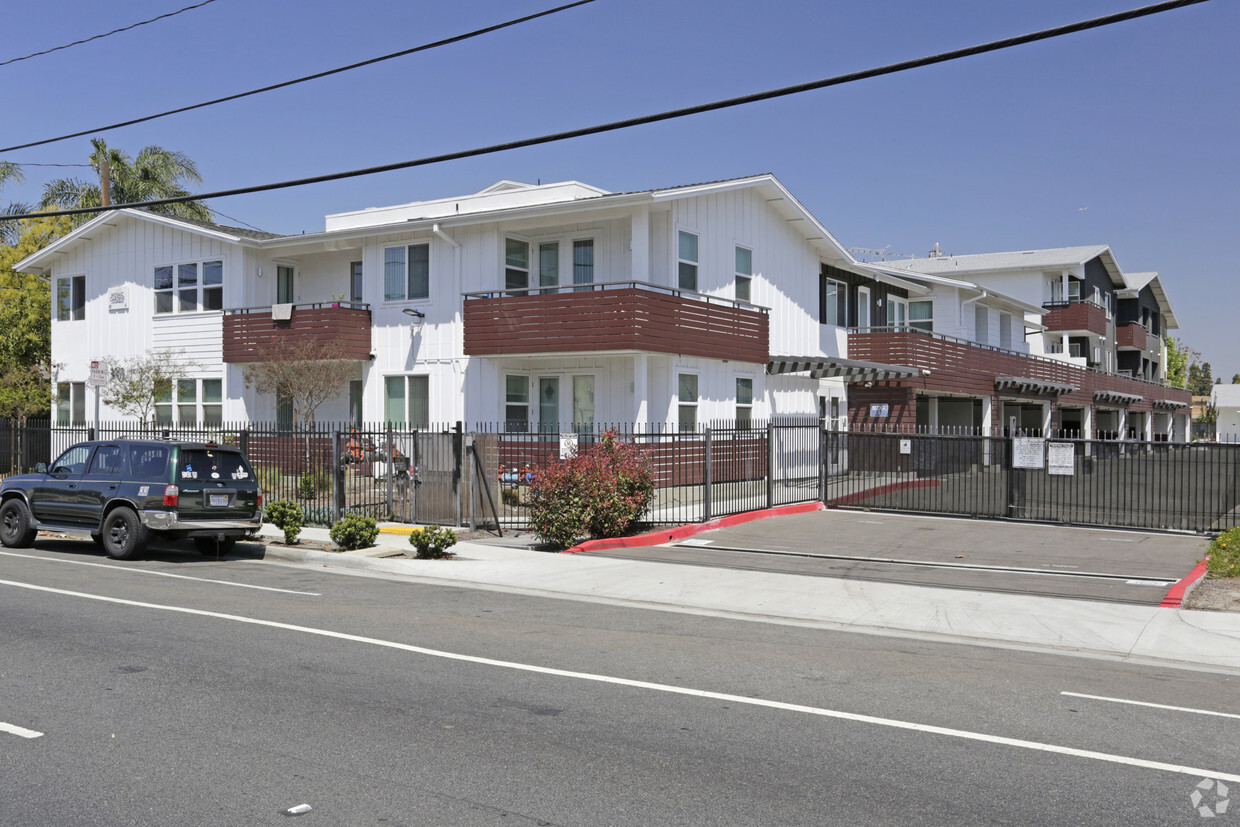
432 223 460 248
960 288 987 307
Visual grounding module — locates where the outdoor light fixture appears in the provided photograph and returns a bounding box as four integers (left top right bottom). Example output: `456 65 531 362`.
401 308 425 319
402 307 425 341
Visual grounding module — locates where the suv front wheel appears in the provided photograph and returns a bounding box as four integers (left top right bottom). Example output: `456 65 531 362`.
101 507 148 561
0 499 37 548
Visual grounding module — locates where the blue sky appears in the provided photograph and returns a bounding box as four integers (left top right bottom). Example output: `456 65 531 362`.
3 0 1236 380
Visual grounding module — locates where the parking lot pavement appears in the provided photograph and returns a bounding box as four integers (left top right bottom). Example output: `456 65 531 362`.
592 510 1210 606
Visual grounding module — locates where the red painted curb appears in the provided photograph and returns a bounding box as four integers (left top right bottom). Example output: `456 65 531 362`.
563 501 826 554
826 479 939 507
1161 559 1209 608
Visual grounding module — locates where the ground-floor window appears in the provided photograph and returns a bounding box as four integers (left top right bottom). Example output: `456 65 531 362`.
735 377 753 429
504 375 529 432
678 373 698 431
384 375 430 427
55 381 87 425
154 378 222 424
573 375 595 431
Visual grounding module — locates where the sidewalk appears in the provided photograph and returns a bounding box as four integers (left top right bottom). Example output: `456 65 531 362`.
253 522 1240 673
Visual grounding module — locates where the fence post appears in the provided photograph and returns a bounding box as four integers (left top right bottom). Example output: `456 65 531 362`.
87 426 96 442
239 429 250 457
331 430 343 523
766 421 774 509
385 425 395 521
703 427 712 522
453 421 463 528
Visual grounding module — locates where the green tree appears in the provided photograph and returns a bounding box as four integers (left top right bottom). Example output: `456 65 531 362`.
1233 374 1240 384
1164 335 1191 389
1188 360 1214 396
103 349 198 425
0 215 68 420
39 138 210 226
0 161 34 245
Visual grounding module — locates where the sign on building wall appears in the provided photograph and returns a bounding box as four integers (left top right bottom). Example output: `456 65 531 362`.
1047 442 1076 476
107 286 129 311
1012 437 1046 469
869 403 889 418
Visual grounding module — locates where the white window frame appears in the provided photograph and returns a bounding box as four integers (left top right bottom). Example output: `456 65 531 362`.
55 381 87 425
383 242 431 303
735 376 753 429
856 285 872 330
154 259 223 315
909 299 932 333
823 278 846 327
154 377 223 424
384 375 430 427
734 244 753 303
504 374 530 433
55 274 86 322
676 228 699 292
887 296 908 329
504 237 530 293
677 372 699 432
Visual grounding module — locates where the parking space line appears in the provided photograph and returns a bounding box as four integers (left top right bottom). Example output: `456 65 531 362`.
3 576 1239 785
0 721 44 739
1062 692 1240 720
0 550 320 596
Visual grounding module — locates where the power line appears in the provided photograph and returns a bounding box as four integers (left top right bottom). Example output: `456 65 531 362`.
0 0 597 155
0 0 220 68
0 161 92 168
0 0 1211 223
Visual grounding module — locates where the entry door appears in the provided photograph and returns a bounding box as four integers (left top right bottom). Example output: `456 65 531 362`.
856 287 870 330
277 265 295 304
539 377 559 437
887 297 908 329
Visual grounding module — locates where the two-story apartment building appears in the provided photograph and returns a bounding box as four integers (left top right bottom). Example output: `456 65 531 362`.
21 174 893 432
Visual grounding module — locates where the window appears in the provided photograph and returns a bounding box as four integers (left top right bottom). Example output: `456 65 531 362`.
539 242 559 293
572 375 595 432
678 373 698 432
909 300 933 333
677 231 698 291
735 246 752 303
504 375 529 432
736 377 753 429
350 261 363 303
1067 279 1081 302
572 239 594 292
974 305 989 344
276 391 293 428
1048 278 1063 304
276 265 294 304
154 260 223 314
349 379 363 427
887 297 908 329
538 377 560 435
821 278 846 326
384 376 429 427
56 275 85 321
56 382 86 425
154 378 221 424
384 244 429 301
504 239 529 293
999 313 1012 349
856 286 871 330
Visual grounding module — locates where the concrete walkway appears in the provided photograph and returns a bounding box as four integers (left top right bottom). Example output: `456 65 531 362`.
253 521 1240 674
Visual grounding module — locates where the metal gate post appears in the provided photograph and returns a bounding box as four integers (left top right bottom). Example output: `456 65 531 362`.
453 421 463 527
703 427 712 522
331 430 343 523
766 421 774 509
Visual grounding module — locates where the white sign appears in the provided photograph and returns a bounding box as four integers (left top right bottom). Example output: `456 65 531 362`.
559 432 579 459
107 286 129 311
899 439 912 455
1047 442 1076 476
1012 437 1046 469
87 360 110 388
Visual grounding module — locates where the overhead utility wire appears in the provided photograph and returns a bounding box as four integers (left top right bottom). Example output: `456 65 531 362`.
2 0 1210 222
0 0 597 154
0 0 220 68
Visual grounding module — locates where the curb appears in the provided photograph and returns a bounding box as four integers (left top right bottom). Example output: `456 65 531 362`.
564 501 826 554
1161 559 1209 608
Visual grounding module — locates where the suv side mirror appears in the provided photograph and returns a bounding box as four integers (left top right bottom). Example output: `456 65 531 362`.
35 462 47 474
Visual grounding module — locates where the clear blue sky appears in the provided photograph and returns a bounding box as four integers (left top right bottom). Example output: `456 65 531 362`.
4 0 1236 380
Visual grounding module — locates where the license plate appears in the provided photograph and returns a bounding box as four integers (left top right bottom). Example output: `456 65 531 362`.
208 494 230 507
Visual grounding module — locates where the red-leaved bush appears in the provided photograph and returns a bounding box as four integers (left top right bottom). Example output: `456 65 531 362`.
527 430 655 548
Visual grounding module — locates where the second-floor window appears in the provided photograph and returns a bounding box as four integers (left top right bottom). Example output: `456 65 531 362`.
505 239 529 292
384 243 429 301
821 278 846 326
155 260 222 314
909 300 933 333
573 240 594 292
678 231 698 291
56 275 85 321
735 246 752 303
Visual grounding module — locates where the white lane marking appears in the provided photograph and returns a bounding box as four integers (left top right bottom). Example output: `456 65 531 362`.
2 577 1237 785
680 539 713 547
0 721 44 739
1062 692 1240 721
0 550 319 596
1125 580 1175 587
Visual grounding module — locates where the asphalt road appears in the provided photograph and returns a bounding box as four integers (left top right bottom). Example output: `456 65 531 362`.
2 538 1237 825
592 511 1212 604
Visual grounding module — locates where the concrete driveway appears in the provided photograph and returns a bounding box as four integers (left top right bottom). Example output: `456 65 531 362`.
591 510 1210 605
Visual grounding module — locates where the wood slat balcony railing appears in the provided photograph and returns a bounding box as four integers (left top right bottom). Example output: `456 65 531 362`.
222 302 372 363
1042 300 1108 336
463 281 769 363
1115 321 1148 350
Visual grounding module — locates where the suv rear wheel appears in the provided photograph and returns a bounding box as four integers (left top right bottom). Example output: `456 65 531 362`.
101 507 147 561
0 499 37 548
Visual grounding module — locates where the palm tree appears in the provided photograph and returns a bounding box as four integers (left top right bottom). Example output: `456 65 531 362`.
39 138 210 226
0 161 33 245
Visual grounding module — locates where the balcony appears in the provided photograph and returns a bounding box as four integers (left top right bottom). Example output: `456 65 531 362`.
1042 300 1108 336
222 302 372 363
463 281 769 363
1116 321 1148 350
848 328 1190 408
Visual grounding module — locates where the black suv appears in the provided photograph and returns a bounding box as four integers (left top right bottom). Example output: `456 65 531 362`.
0 439 263 560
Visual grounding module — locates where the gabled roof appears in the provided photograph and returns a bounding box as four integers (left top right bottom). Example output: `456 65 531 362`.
15 208 278 274
1118 271 1179 330
878 245 1125 286
857 262 1047 316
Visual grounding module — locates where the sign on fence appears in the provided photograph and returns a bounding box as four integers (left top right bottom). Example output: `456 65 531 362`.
1012 437 1045 469
1047 442 1076 476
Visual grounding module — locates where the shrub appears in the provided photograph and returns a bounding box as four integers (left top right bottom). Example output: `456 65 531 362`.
1206 527 1240 579
265 498 303 545
408 525 458 559
300 505 335 526
330 514 379 550
527 430 655 549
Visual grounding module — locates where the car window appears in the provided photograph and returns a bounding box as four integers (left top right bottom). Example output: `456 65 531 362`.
129 445 171 479
51 445 93 475
87 445 129 476
178 449 252 482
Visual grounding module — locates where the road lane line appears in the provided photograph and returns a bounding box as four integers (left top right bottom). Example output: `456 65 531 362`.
0 550 319 596
1062 691 1240 720
0 721 44 739
2 576 1237 784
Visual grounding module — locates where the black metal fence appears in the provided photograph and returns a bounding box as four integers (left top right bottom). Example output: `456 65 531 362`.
825 431 1240 532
